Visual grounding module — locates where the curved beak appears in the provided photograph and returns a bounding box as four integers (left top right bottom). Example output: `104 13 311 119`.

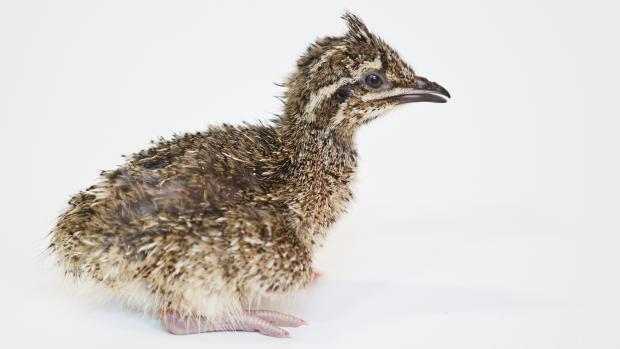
394 76 451 104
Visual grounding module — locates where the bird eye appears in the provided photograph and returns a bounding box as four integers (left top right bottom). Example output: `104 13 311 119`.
364 73 384 89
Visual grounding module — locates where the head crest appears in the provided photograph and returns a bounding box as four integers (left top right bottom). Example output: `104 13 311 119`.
342 12 373 42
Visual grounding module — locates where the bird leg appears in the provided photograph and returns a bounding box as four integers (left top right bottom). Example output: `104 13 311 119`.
311 271 322 283
162 309 306 337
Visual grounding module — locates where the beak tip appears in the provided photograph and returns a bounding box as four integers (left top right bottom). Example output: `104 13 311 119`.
436 84 451 99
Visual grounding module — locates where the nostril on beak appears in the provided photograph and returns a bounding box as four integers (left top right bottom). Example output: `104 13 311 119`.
415 77 428 89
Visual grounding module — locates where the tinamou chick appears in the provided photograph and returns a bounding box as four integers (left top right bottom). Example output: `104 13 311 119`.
50 12 450 337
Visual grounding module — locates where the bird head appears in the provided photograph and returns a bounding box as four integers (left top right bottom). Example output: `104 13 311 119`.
283 12 450 134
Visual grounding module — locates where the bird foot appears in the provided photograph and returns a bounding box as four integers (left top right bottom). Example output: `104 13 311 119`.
162 309 306 337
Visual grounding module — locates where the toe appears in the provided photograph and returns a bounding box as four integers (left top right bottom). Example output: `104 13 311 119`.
245 314 290 337
246 309 307 327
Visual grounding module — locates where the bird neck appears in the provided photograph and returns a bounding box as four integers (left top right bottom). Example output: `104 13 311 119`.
273 116 358 249
277 117 358 172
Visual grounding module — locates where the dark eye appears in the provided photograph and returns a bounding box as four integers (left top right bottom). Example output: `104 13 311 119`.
364 73 384 88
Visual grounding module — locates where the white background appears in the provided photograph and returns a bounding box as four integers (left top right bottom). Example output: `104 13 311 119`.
1 0 619 348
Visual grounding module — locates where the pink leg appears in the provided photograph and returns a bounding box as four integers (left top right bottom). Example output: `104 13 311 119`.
311 271 322 283
162 309 306 338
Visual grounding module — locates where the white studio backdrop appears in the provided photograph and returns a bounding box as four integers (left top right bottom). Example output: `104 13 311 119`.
0 1 618 348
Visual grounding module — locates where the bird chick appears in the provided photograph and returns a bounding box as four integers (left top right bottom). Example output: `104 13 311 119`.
49 12 450 337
